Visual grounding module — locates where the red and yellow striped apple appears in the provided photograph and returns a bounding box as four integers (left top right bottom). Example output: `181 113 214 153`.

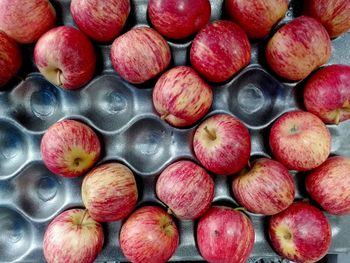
269 202 332 263
232 158 295 215
306 156 350 215
120 206 179 263
303 64 350 124
153 66 213 127
43 209 104 263
40 119 101 177
81 162 138 222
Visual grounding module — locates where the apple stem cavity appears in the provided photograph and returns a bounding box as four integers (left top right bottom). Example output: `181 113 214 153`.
204 126 217 141
284 231 292 240
73 158 82 167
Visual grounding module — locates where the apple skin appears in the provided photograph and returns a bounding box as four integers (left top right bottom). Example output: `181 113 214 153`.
269 111 331 171
81 163 138 222
153 66 213 127
197 206 255 263
266 16 331 81
304 0 350 38
232 158 295 215
34 26 96 90
110 27 171 84
0 0 56 44
303 64 350 124
148 0 211 39
120 206 179 263
43 209 104 263
0 31 21 87
193 114 251 176
71 0 130 42
269 202 332 263
306 156 350 215
226 0 288 39
156 160 214 220
41 119 101 178
190 20 251 83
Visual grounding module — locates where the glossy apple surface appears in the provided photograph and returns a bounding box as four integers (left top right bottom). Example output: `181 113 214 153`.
41 119 101 177
269 111 331 171
43 209 104 263
304 64 350 124
0 0 56 44
197 206 255 263
82 163 138 222
34 26 96 90
71 0 130 42
269 202 332 263
111 27 171 84
153 66 213 127
306 156 350 215
193 114 251 175
233 158 295 215
190 20 251 83
148 0 211 39
266 16 331 81
120 206 179 263
226 0 288 39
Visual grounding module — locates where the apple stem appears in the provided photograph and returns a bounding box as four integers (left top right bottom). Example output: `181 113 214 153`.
204 126 216 140
167 207 173 215
79 209 88 225
161 113 169 120
57 69 63 86
335 109 340 125
247 160 251 169
234 207 246 212
14 75 25 82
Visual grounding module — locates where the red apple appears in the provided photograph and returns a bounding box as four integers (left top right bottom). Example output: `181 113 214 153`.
148 0 211 39
43 209 104 263
81 163 138 222
197 206 255 263
193 114 251 175
0 31 21 87
41 119 101 178
266 16 331 81
269 202 332 263
303 64 350 124
120 206 179 263
226 0 288 39
232 158 295 215
190 20 251 83
153 66 213 127
306 156 350 215
34 26 96 90
269 111 331 171
71 0 130 42
0 0 56 44
156 160 214 220
304 0 350 38
110 27 171 84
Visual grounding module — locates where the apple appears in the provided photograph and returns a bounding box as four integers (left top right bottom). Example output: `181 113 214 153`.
193 114 251 175
232 158 295 215
269 202 332 263
156 160 214 220
81 162 138 222
197 206 255 263
306 156 350 215
0 0 56 44
304 0 350 38
226 0 288 39
34 26 96 90
71 0 130 42
269 111 331 171
303 64 350 124
120 206 179 263
153 66 213 127
266 16 331 81
0 31 21 87
110 27 171 84
41 119 101 178
190 20 251 83
43 209 104 263
148 0 211 39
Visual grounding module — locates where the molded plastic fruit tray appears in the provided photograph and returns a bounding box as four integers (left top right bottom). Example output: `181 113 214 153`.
0 0 350 262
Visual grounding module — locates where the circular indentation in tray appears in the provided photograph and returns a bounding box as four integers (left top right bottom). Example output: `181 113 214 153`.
30 89 58 119
0 207 33 262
